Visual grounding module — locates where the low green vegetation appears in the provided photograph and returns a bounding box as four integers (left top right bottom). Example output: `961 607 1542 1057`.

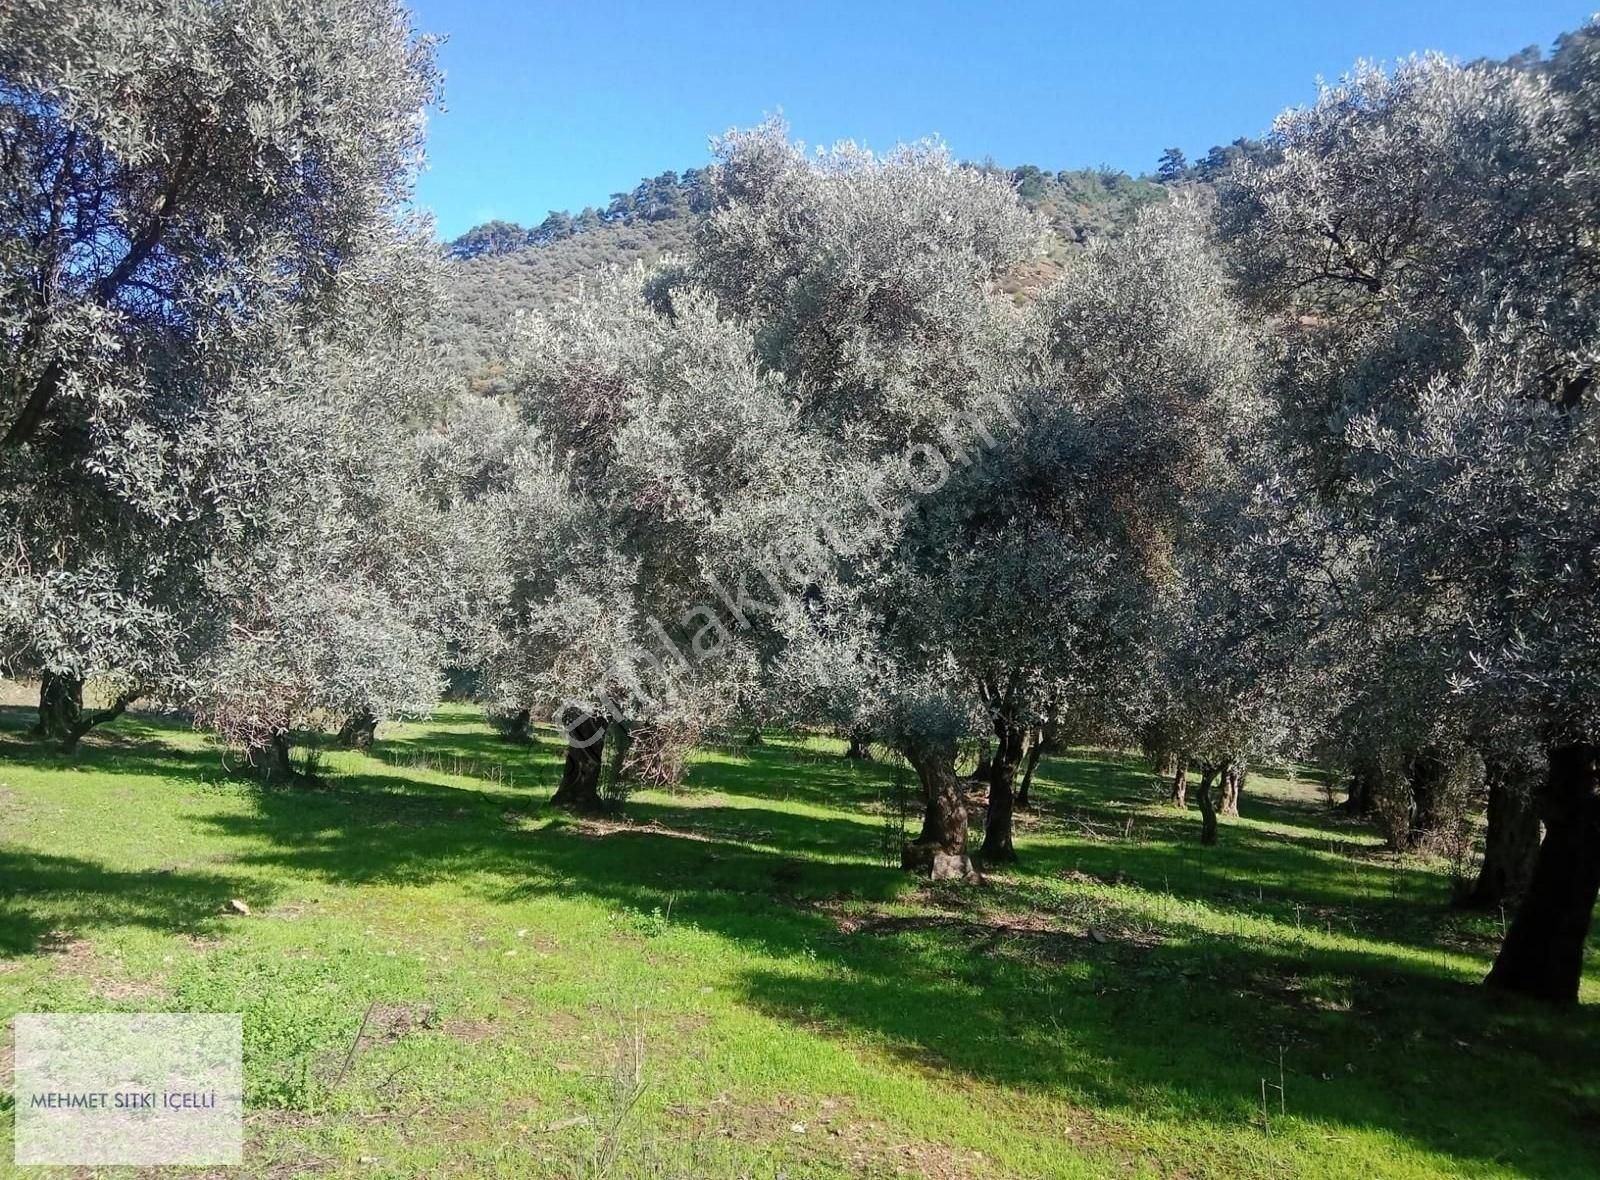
3 706 1595 1178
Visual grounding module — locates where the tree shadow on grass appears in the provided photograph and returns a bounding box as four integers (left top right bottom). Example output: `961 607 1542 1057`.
5 712 1598 1175
189 772 1600 1178
378 719 563 788
676 739 893 815
733 914 1600 1178
0 848 271 957
1021 753 1475 947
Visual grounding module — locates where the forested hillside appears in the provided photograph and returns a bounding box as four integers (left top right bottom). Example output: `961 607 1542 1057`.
426 217 697 389
429 162 1171 389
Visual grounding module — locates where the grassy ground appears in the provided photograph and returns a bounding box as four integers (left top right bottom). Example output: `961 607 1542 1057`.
1 704 1597 1179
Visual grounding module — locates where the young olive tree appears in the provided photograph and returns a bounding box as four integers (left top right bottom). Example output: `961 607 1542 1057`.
0 0 440 744
1146 498 1330 843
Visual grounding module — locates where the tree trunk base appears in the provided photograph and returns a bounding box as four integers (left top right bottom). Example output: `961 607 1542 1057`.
978 835 1017 864
900 841 974 880
979 719 1025 866
1219 764 1244 817
337 709 378 751
247 733 321 787
1461 766 1541 910
1485 743 1600 1005
37 671 137 753
496 708 532 743
551 715 608 813
1170 758 1189 808
845 728 873 761
1196 765 1220 845
1406 748 1449 851
898 736 972 878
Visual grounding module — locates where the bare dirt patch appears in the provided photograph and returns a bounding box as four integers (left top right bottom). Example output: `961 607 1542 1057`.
812 891 1166 967
568 815 721 844
39 928 171 1002
369 1000 443 1041
688 1092 989 1180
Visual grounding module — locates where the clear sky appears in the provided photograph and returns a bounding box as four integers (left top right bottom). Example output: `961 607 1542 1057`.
408 0 1593 240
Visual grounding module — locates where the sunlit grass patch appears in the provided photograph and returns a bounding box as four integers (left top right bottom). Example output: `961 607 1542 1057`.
1 703 1596 1177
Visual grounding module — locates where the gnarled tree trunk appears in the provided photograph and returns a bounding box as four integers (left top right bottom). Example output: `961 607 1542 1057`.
1408 747 1450 850
36 670 85 743
845 726 873 761
1464 761 1541 910
1015 725 1045 809
36 670 137 752
1195 763 1220 845
979 720 1026 864
1486 743 1600 1004
337 708 378 751
551 713 607 812
898 735 973 880
1170 756 1189 808
247 731 300 784
1219 762 1246 817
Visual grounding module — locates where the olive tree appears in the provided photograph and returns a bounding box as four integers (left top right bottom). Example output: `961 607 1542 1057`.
1220 39 1600 1002
897 201 1268 861
189 236 453 778
471 264 834 811
0 0 440 742
690 121 1043 871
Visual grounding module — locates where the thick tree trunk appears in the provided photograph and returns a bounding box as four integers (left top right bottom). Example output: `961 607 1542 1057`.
551 714 608 812
36 670 85 743
1486 743 1600 1004
1408 748 1450 850
336 708 378 751
979 720 1026 864
248 732 300 784
35 671 137 752
845 726 873 761
1342 765 1374 816
1170 756 1189 808
970 739 994 782
1220 763 1245 817
1465 763 1541 910
1196 764 1220 845
898 736 973 880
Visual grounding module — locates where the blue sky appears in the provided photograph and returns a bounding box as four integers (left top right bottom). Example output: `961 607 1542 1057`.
408 0 1592 240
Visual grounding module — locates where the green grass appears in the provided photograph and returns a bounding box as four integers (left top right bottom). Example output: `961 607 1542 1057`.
1 704 1597 1178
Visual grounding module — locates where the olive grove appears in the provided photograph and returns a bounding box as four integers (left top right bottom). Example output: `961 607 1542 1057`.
1220 35 1600 1002
5 0 1600 1009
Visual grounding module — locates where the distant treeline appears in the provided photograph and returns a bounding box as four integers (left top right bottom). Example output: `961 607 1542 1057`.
445 153 1227 262
447 168 718 259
